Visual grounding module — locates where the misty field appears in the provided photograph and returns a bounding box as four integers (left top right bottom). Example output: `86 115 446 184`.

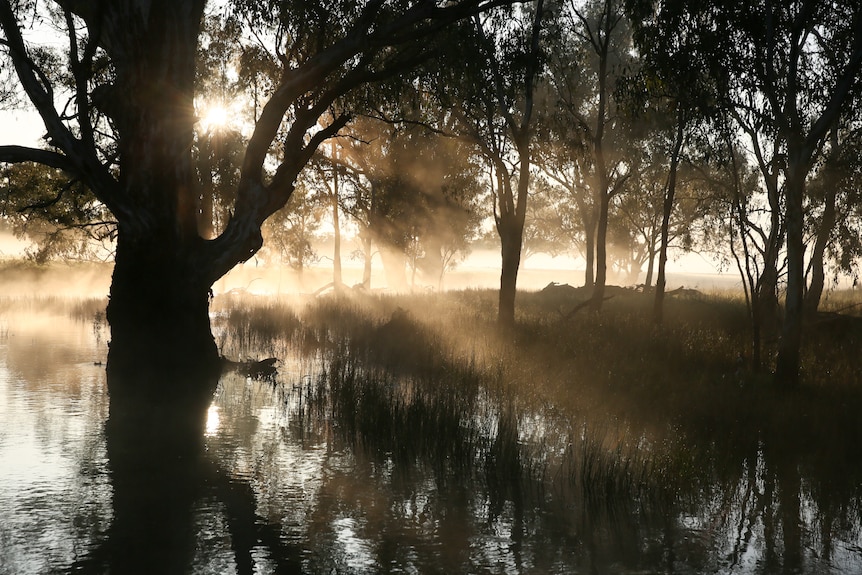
208 284 862 569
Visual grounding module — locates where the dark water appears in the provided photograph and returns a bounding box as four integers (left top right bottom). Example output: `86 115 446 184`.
1 302 861 574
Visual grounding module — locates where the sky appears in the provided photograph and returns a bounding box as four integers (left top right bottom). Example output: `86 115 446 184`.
0 109 43 148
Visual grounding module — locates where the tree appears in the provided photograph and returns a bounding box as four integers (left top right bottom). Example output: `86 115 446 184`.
337 117 483 291
260 182 324 272
0 161 115 262
803 121 862 314
534 142 597 287
546 0 638 310
636 0 862 384
521 176 571 263
615 19 717 320
0 0 519 390
706 123 773 370
432 0 546 327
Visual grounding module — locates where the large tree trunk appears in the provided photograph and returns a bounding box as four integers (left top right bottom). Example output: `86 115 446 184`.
106 232 220 398
775 165 807 387
99 1 221 393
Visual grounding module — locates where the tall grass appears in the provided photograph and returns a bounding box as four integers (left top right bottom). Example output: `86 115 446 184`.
211 289 714 523
53 285 862 567
213 287 862 502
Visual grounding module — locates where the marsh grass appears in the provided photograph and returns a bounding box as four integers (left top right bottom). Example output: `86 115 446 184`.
211 290 706 521
0 294 107 319
37 284 860 567
214 287 862 517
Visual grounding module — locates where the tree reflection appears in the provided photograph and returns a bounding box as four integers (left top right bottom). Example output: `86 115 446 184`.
68 359 302 574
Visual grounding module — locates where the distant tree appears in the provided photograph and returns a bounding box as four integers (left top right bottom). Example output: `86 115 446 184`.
521 176 570 262
432 0 546 326
621 4 719 321
260 183 324 272
533 139 597 286
544 0 639 310
613 162 662 286
339 118 484 291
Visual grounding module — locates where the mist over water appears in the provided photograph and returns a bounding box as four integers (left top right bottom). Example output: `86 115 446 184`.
0 294 861 574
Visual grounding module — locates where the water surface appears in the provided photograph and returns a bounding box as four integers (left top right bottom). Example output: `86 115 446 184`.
1 300 860 574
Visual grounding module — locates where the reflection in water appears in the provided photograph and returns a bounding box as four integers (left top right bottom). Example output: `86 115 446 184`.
0 301 861 573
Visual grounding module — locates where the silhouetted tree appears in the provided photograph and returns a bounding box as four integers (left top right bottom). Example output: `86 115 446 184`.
0 162 115 262
431 1 546 327
0 0 519 385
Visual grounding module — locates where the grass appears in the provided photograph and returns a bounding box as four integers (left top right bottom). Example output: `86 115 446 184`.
211 287 862 514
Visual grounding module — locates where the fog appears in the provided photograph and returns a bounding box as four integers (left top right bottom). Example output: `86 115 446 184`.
212 245 742 297
0 247 742 301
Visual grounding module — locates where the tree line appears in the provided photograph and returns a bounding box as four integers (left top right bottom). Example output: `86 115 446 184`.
0 0 860 387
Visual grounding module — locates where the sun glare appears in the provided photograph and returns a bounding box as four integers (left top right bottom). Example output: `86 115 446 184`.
198 103 230 132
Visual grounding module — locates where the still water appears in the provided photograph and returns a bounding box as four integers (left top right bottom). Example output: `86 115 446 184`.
1 300 861 574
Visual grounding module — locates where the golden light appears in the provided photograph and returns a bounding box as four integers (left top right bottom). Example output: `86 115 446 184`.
205 403 220 436
198 102 230 132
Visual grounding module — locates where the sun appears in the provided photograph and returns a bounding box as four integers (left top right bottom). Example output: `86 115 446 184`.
198 102 230 132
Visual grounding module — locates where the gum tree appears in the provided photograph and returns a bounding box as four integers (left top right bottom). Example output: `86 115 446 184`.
432 0 546 327
631 0 862 385
0 0 518 388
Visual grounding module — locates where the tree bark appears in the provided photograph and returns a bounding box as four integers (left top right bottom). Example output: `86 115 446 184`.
498 218 523 328
653 114 685 324
804 128 840 316
106 232 221 399
582 208 597 288
804 187 836 316
591 190 610 309
775 163 807 387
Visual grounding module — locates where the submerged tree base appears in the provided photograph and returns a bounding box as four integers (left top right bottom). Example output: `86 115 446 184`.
105 243 222 399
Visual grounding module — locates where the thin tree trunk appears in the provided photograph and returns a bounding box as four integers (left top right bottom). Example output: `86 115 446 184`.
653 114 685 324
804 187 835 316
804 128 840 316
591 190 610 309
643 238 656 289
331 143 343 291
361 231 373 289
583 209 596 288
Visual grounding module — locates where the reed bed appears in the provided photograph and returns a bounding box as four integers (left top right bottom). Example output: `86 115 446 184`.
212 287 862 505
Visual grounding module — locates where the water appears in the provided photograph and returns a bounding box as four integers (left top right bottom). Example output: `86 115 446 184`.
1 300 861 574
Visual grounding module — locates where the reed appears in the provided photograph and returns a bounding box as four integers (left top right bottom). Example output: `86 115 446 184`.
213 290 719 518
